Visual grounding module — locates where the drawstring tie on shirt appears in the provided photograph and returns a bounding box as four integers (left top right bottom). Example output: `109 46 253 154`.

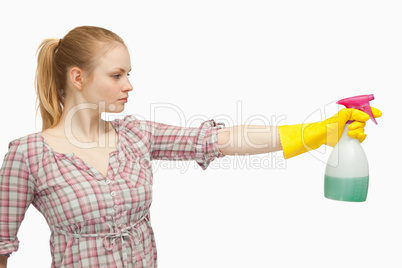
102 223 142 250
52 213 149 267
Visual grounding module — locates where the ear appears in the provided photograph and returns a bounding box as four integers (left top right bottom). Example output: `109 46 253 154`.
69 67 84 90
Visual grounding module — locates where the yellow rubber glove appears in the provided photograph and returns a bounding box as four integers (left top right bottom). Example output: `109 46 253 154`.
278 107 382 159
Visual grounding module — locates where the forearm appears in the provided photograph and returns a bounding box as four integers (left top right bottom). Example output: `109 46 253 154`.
217 125 282 156
0 255 8 268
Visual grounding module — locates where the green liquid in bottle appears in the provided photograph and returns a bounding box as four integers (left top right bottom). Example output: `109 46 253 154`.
324 175 369 202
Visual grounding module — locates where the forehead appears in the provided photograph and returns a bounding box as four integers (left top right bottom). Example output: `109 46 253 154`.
98 43 131 70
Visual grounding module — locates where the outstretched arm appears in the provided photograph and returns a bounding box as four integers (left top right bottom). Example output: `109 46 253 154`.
216 107 382 158
217 125 282 156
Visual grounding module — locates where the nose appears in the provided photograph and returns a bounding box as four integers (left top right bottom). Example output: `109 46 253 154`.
123 78 133 93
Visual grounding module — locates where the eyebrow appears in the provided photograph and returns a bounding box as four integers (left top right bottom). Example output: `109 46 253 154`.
113 67 132 73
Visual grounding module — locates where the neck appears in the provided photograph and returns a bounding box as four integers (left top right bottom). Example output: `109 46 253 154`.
56 98 112 142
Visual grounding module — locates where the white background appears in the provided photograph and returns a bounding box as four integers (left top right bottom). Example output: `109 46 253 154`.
0 0 400 267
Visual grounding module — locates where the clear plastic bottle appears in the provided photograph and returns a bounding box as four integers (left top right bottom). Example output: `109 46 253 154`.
324 94 377 202
324 123 369 202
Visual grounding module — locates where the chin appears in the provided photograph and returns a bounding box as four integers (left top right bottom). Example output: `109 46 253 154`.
106 103 125 113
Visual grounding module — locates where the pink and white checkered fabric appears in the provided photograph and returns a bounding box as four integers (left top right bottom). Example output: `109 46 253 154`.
0 115 225 267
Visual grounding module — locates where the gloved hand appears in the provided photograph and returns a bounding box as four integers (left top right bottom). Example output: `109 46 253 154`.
278 107 382 159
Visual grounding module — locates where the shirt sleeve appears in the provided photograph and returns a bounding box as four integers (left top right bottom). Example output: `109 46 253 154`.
124 116 226 170
0 140 36 255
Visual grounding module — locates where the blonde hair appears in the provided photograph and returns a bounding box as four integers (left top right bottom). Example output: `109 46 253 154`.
35 26 126 131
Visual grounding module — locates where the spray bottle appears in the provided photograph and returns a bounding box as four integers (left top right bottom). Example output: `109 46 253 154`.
324 94 378 202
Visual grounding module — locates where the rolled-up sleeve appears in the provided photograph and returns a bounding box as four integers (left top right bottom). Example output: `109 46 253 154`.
129 117 226 170
0 140 35 255
193 120 226 169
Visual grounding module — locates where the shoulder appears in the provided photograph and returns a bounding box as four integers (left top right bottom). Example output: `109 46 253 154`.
110 115 156 133
6 133 44 161
109 115 154 145
110 115 137 131
8 133 41 149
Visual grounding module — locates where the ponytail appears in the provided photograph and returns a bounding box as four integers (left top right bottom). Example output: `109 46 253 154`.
35 26 126 131
35 38 64 131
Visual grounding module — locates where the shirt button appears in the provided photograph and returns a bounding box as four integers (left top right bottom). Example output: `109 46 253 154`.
110 191 116 197
105 179 111 184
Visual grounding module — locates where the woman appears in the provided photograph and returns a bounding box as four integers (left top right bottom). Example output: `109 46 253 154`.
0 26 381 267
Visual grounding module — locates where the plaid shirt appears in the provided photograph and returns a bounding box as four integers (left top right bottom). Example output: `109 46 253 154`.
0 115 225 268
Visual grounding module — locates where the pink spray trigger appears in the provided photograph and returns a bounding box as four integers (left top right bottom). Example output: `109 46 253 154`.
336 94 378 125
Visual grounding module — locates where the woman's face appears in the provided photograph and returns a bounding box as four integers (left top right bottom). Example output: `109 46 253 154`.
82 43 133 113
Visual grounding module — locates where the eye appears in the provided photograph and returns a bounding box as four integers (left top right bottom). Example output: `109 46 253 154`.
112 74 121 79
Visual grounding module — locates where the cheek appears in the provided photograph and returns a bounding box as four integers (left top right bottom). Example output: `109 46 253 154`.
84 76 122 104
91 81 115 100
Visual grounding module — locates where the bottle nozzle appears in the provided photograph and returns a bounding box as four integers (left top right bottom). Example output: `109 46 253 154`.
336 94 378 125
